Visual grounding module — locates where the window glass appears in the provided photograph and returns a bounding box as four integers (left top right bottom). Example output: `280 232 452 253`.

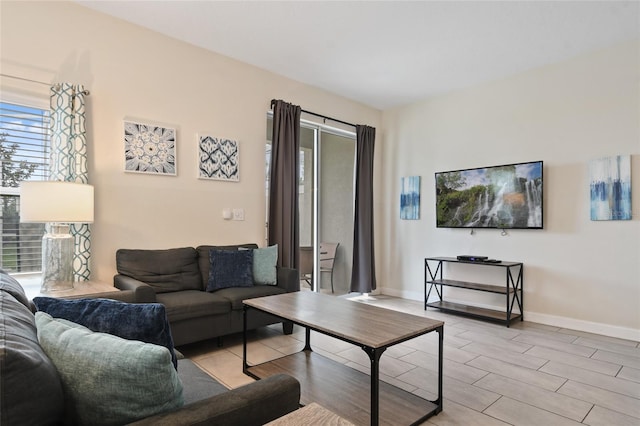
0 101 50 273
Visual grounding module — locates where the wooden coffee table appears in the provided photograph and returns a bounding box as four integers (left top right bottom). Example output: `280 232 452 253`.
243 292 444 426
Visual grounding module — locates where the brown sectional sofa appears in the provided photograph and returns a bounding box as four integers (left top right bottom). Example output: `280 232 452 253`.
114 244 299 346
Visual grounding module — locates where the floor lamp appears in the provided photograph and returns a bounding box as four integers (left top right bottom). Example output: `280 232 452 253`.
19 181 94 292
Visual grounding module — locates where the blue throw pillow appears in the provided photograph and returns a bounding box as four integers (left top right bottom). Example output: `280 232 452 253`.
33 297 177 369
206 249 254 291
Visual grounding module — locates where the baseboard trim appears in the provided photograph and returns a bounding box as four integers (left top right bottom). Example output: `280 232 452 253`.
380 287 640 342
523 312 640 342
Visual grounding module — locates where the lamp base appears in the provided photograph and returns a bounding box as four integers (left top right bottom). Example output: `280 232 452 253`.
41 224 74 292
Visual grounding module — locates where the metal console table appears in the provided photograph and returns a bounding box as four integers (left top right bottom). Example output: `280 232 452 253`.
425 257 523 327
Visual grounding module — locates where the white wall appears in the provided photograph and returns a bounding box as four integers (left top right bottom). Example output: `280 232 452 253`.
0 1 381 282
380 40 640 340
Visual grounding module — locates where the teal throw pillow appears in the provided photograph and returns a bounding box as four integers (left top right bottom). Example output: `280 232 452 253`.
241 244 278 285
206 249 254 291
35 312 184 426
33 297 177 369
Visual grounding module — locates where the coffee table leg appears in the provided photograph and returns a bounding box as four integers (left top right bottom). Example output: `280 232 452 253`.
363 346 386 426
243 305 248 373
437 325 444 413
304 327 312 351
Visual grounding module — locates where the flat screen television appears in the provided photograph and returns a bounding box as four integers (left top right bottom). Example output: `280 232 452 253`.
435 161 543 229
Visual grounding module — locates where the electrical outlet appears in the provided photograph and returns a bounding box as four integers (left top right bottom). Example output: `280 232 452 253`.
232 208 245 221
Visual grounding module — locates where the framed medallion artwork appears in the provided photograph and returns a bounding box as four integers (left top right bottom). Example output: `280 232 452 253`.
124 120 177 176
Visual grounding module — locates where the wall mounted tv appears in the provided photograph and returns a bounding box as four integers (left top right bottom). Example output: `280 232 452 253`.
435 161 543 229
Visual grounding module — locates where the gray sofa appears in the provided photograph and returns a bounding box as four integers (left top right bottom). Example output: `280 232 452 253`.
0 270 301 425
114 244 299 346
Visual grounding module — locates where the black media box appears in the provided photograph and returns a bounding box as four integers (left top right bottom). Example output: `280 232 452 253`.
457 255 489 262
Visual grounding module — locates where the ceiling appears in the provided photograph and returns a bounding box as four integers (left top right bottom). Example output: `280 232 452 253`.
76 1 640 110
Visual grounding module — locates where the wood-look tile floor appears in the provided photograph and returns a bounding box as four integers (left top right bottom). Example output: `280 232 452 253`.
178 295 640 426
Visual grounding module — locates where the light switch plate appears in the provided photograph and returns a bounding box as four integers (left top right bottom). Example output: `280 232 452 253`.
232 208 245 221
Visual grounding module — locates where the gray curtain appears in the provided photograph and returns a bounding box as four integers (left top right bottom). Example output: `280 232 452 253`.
350 125 377 293
268 100 301 269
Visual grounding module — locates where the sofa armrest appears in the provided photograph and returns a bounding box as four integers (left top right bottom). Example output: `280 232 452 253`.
65 290 138 303
276 267 299 293
113 275 157 303
128 374 300 426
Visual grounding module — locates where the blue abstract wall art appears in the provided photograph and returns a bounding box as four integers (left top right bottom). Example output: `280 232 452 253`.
589 155 631 221
198 135 239 182
400 176 421 220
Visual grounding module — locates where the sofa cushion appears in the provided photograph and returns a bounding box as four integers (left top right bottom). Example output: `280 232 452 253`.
35 312 184 426
116 247 201 293
0 288 64 425
177 359 228 405
240 244 278 285
0 271 31 309
196 244 258 290
156 290 230 322
33 297 178 369
206 249 254 291
214 285 287 310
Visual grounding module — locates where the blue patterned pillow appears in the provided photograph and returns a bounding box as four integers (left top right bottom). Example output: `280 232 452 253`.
206 249 254 291
33 297 177 369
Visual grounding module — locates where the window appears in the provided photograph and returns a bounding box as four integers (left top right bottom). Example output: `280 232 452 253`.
0 101 50 273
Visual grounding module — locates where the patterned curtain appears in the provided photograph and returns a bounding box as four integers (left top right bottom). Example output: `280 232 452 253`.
49 83 91 281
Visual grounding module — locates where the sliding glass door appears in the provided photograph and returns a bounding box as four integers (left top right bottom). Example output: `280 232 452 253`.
266 116 355 294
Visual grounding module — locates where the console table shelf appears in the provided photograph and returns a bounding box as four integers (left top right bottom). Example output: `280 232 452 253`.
426 301 521 322
428 279 512 294
425 257 523 327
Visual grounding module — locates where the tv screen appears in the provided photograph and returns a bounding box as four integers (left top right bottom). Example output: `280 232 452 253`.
436 161 543 229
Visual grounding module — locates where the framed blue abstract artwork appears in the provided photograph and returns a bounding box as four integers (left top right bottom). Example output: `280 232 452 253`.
124 121 176 175
198 135 239 182
400 176 420 220
589 155 631 220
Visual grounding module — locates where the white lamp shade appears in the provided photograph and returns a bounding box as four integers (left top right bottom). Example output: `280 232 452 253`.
20 181 94 223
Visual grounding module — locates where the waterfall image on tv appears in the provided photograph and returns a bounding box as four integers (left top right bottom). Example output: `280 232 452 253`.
436 161 543 229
